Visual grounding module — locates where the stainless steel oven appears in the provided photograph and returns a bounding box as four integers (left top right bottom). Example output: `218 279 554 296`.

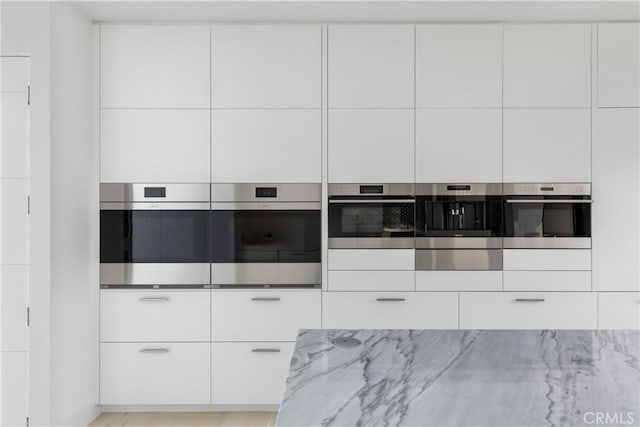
415 184 503 270
503 183 592 249
211 183 321 287
100 183 211 287
328 184 415 249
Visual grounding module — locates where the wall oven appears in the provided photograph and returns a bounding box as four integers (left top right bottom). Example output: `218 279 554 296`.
503 183 592 249
328 184 415 249
100 184 211 287
415 184 503 270
211 184 321 287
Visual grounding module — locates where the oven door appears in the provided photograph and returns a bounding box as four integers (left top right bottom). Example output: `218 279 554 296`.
503 197 592 248
328 198 415 248
211 204 321 286
100 203 211 286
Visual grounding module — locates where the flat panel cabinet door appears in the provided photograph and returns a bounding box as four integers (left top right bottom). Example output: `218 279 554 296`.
1 266 28 351
416 109 501 183
211 110 320 183
0 57 29 92
593 109 640 291
1 92 29 179
0 179 29 265
1 352 28 426
100 25 210 108
416 25 502 108
503 109 590 183
100 109 210 183
328 25 414 108
598 24 640 107
503 24 591 107
598 293 640 329
212 25 321 108
211 342 295 405
328 109 414 183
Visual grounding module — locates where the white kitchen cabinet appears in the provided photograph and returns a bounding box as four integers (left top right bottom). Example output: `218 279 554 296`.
211 291 321 342
598 293 640 329
1 92 29 179
460 292 597 329
328 25 414 108
100 25 210 108
211 109 321 183
0 57 29 92
328 249 415 271
415 109 501 183
416 25 502 108
503 249 591 271
100 342 210 405
503 24 591 107
503 271 591 292
100 109 210 183
503 109 590 183
1 351 28 426
328 109 414 183
593 109 640 291
1 266 28 351
597 23 640 108
100 290 210 343
211 342 295 405
0 179 29 265
211 25 321 108
416 271 502 292
328 270 415 292
322 292 458 329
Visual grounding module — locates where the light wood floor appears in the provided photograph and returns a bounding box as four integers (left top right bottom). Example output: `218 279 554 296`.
89 412 278 427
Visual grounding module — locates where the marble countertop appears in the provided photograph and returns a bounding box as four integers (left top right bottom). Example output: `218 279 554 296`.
276 330 639 427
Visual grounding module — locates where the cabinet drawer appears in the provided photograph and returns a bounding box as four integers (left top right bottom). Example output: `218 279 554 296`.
322 292 458 329
504 271 591 292
460 292 597 329
599 293 640 329
416 271 502 292
211 342 295 405
503 249 591 271
211 291 320 341
328 249 414 270
100 342 210 405
329 270 414 292
100 291 210 342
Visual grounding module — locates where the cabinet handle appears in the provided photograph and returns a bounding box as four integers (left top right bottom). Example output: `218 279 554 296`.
251 297 281 302
376 298 406 302
252 348 281 353
139 348 170 353
515 298 545 303
139 297 170 302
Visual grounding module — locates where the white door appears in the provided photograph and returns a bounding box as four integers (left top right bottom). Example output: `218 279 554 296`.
597 24 640 108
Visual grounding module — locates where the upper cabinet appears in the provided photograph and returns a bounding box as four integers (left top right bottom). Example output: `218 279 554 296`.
328 25 414 108
503 24 591 108
100 25 210 108
0 57 29 92
597 23 640 108
211 25 321 108
1 93 29 179
416 25 502 108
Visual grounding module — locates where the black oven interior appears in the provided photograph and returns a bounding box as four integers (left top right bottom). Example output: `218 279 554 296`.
328 199 415 238
504 196 591 238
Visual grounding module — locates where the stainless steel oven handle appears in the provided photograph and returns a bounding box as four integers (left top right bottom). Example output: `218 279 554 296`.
139 348 170 353
251 297 281 302
139 297 170 302
251 348 281 353
505 200 592 204
329 199 415 204
376 298 406 302
515 298 545 302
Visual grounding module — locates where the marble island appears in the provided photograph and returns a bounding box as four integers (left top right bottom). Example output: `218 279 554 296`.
276 330 639 427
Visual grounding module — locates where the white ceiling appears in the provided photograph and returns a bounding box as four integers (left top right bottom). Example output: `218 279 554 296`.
75 0 640 23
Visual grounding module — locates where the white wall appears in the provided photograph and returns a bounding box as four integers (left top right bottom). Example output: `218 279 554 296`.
50 2 100 426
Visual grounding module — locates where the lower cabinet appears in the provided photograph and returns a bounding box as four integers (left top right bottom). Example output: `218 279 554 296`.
1 351 28 426
322 292 458 329
328 270 415 291
211 342 295 405
503 271 591 292
416 271 502 291
100 342 211 405
598 292 640 329
459 292 597 329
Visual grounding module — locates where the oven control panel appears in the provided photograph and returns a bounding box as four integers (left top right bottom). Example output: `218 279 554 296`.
504 183 591 196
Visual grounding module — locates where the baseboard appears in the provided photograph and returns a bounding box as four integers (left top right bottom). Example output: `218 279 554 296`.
99 404 280 413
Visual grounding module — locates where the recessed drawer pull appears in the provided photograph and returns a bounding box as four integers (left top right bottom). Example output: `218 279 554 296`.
515 298 545 303
251 348 281 353
139 348 170 353
139 297 170 302
376 298 406 302
251 297 281 302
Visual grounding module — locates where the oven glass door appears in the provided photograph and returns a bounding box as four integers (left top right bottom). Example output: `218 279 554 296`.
416 196 502 237
211 210 321 263
100 210 210 263
504 197 591 238
328 200 415 238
